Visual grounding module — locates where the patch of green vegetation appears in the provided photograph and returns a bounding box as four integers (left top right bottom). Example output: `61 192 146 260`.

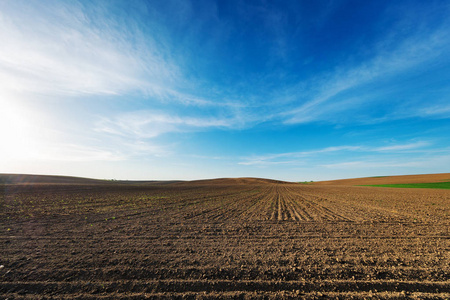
361 182 450 189
298 181 314 184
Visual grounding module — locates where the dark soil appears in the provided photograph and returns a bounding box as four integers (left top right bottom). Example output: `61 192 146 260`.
1 179 449 299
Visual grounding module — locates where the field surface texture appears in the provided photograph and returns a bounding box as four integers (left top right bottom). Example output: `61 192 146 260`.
315 173 450 186
1 175 450 299
361 183 450 190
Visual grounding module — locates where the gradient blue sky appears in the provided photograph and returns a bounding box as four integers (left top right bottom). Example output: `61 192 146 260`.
1 0 450 181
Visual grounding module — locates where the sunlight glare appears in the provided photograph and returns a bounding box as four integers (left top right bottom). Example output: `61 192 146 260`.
0 96 41 161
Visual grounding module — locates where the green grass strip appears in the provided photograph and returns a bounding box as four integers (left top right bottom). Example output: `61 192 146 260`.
360 182 450 189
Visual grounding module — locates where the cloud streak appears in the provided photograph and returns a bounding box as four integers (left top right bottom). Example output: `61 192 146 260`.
280 7 450 125
239 142 431 166
93 111 241 159
96 111 236 139
0 1 195 101
321 153 450 170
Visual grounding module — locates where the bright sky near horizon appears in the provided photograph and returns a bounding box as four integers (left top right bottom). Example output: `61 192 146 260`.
1 0 450 181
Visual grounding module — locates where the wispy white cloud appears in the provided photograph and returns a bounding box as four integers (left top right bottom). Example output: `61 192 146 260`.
37 144 125 162
238 142 430 166
281 12 450 125
93 110 240 159
239 146 362 166
238 159 300 167
417 104 450 119
0 0 215 106
374 141 430 152
0 0 242 165
321 154 450 170
96 110 236 139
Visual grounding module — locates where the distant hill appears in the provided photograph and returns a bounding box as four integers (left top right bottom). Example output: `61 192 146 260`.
4 173 449 187
0 174 287 186
314 173 450 186
0 174 183 185
183 177 292 185
0 174 109 185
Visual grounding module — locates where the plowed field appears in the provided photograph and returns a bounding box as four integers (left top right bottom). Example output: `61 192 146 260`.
315 173 450 186
1 179 449 299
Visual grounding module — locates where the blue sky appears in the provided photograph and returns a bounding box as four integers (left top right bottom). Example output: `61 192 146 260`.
1 0 450 181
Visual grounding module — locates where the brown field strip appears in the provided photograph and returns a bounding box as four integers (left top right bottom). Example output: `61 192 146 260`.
1 181 449 298
315 172 450 186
